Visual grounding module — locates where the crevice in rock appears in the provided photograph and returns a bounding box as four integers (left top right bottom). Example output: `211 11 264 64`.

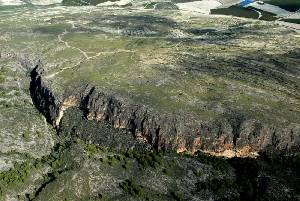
31 173 57 200
30 64 58 125
81 85 95 116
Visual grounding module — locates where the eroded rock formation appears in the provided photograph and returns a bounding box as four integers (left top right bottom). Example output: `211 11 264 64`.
30 65 300 157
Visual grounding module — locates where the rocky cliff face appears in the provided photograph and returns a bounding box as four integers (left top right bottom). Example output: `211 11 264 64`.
30 65 300 157
1 4 300 201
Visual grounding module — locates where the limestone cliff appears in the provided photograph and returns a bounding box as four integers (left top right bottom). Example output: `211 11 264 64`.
30 66 300 157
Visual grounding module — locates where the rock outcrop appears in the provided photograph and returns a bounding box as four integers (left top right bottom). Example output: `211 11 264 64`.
30 65 300 157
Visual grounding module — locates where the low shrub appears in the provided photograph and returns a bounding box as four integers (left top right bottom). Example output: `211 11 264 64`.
195 151 230 173
125 150 162 169
0 161 31 186
170 191 184 201
119 179 144 197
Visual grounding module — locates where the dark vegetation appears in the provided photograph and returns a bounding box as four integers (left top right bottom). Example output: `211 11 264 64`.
0 142 78 200
1 136 299 200
144 2 157 9
195 151 230 173
211 6 277 21
119 179 144 197
124 150 163 169
38 142 73 176
170 191 184 201
228 153 300 201
267 0 300 12
197 177 239 201
2 4 299 200
0 161 31 186
79 139 300 201
57 107 140 151
211 1 300 24
211 6 259 19
282 18 300 24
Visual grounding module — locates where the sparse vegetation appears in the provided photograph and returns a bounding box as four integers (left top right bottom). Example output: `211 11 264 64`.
0 3 299 201
144 2 156 9
170 191 184 201
119 179 144 197
121 159 132 170
197 177 238 198
107 155 118 166
196 152 230 173
0 187 4 198
77 139 107 155
193 169 202 177
0 76 5 84
162 168 171 176
125 150 163 169
22 130 30 141
0 161 31 186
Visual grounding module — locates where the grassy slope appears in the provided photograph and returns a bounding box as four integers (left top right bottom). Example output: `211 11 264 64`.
45 10 300 125
1 6 299 131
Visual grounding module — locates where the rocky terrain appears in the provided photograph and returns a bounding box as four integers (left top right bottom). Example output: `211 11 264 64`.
0 2 299 201
28 7 300 156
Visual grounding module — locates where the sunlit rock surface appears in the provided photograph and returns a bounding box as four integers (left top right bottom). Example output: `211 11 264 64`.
0 4 299 201
19 6 300 156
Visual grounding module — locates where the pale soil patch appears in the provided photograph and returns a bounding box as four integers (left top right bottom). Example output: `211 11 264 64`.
176 0 222 14
248 2 291 17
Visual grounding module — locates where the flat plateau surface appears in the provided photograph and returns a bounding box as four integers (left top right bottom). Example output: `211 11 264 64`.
0 5 299 201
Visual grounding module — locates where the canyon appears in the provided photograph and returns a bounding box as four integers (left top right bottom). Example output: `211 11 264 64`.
0 3 299 201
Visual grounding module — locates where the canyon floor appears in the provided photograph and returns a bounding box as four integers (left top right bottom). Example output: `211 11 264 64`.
0 4 300 201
